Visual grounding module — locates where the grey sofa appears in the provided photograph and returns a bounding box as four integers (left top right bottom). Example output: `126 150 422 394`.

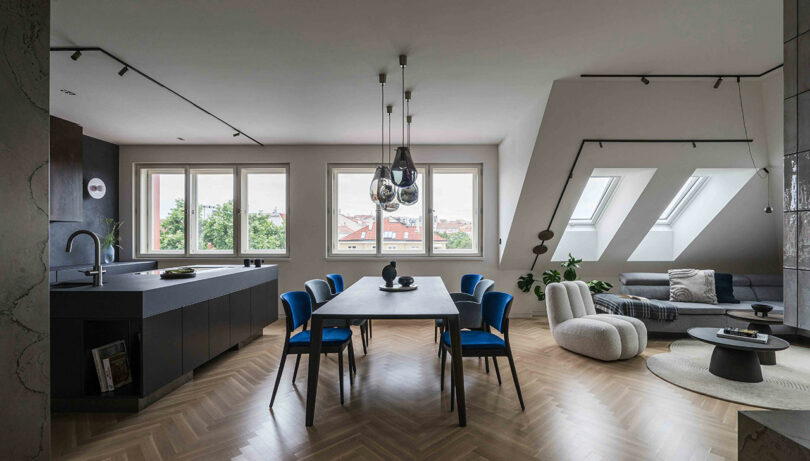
618 273 786 334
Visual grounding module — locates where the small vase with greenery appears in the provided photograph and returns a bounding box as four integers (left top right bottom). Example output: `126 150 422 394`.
517 253 613 301
101 218 122 264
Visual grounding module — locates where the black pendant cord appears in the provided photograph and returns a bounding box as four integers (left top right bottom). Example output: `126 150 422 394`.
381 77 385 167
407 98 411 147
528 137 754 271
400 56 407 146
51 46 263 146
388 107 392 164
736 78 757 170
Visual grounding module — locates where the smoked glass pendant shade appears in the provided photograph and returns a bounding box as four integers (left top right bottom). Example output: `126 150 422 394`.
391 146 417 187
370 165 396 205
397 183 418 206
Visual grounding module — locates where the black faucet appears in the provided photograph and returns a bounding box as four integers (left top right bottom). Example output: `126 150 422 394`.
65 230 106 287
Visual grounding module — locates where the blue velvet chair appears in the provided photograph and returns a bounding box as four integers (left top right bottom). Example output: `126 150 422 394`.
270 291 356 407
325 273 345 294
461 274 484 295
435 279 494 345
326 273 372 339
440 291 525 411
306 278 369 354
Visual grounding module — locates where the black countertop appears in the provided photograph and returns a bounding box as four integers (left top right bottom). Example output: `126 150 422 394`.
51 264 279 319
50 260 157 284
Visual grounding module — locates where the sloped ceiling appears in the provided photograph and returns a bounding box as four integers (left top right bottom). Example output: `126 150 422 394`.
50 0 780 145
500 79 782 275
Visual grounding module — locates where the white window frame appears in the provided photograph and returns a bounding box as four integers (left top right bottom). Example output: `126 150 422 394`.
656 176 708 225
326 163 483 259
568 176 620 226
240 166 289 255
135 163 290 259
189 167 236 255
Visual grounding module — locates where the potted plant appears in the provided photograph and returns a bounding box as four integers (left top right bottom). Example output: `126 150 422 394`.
517 253 613 302
100 218 122 264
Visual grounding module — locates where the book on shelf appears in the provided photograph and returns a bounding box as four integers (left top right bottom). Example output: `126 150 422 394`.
716 328 769 344
107 351 132 388
90 340 129 393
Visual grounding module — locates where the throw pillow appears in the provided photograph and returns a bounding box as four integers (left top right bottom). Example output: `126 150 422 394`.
668 269 717 304
714 272 739 304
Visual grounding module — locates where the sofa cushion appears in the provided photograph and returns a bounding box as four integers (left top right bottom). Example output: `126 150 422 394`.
668 269 717 304
753 286 783 302
733 286 758 301
619 273 669 286
669 301 726 315
745 274 783 287
714 273 739 304
618 284 670 300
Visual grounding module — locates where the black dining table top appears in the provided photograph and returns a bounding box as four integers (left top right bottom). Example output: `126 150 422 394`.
313 276 459 319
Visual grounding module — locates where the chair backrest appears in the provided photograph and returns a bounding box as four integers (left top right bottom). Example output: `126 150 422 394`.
461 274 484 295
471 279 495 303
455 301 483 329
482 291 513 333
326 273 344 294
304 279 333 308
545 281 595 330
281 291 312 331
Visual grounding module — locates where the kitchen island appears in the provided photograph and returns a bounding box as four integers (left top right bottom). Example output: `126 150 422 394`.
51 264 278 412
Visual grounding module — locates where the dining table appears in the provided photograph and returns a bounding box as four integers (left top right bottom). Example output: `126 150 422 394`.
304 276 467 426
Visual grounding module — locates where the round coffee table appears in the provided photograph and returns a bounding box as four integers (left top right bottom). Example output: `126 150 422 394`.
726 309 784 365
687 327 790 383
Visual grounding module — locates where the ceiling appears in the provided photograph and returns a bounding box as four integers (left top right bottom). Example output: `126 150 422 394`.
50 0 781 145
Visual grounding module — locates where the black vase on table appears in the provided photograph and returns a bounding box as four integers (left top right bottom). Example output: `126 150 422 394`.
382 261 397 287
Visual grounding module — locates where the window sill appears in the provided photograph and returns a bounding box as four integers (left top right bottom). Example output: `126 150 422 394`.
325 255 484 262
134 255 290 262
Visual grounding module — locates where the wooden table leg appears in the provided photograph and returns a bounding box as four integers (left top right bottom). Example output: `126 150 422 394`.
447 315 466 426
305 316 323 426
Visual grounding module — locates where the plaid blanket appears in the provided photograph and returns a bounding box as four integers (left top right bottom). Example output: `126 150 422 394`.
593 294 678 321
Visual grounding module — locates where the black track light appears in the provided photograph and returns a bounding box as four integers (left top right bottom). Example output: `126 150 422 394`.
118 66 129 76
233 132 241 137
598 141 603 148
70 50 81 61
713 77 723 89
641 76 650 85
692 141 697 148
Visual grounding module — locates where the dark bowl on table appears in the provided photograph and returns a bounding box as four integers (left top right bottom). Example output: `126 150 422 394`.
751 303 773 317
398 276 414 287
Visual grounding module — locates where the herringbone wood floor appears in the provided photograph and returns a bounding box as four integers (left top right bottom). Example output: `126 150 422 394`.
52 319 752 460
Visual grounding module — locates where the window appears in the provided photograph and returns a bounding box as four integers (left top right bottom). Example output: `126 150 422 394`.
241 168 287 254
136 164 289 257
656 176 707 225
328 164 482 257
569 176 618 225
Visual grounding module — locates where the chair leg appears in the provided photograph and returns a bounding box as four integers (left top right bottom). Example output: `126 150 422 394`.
507 350 525 411
492 356 502 386
369 319 372 338
270 349 288 408
347 340 356 381
450 362 455 412
440 347 447 391
338 349 345 405
485 356 490 374
292 353 302 383
434 323 438 343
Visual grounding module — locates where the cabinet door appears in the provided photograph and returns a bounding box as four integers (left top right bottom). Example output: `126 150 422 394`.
182 301 209 373
209 295 230 357
250 284 269 336
230 289 252 344
266 280 279 324
142 309 182 395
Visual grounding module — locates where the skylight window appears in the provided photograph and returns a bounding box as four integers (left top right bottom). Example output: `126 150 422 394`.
569 176 618 224
656 176 707 225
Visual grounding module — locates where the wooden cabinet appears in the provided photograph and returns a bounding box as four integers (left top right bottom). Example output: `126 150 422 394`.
49 116 83 222
182 301 209 373
209 295 230 358
230 289 252 344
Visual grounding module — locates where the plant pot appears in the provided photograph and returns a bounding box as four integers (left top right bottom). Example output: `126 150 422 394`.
103 245 115 264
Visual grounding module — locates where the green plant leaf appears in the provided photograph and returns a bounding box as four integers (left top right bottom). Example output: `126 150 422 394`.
534 284 545 301
542 269 561 285
517 273 535 292
587 280 614 294
563 267 577 281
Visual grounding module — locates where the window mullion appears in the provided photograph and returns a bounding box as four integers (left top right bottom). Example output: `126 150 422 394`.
427 166 434 256
375 204 382 257
185 166 191 257
234 166 241 256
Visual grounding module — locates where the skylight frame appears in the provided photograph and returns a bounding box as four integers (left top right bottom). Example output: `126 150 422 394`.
656 175 708 225
568 176 620 226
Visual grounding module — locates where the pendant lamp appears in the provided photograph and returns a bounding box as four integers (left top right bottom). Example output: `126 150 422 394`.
397 97 419 205
381 104 400 211
370 73 396 205
391 55 417 187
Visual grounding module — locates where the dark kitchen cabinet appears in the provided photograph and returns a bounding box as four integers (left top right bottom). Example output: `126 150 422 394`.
250 283 268 337
230 289 251 344
267 280 279 324
182 300 209 373
142 309 182 395
50 116 83 222
209 294 230 358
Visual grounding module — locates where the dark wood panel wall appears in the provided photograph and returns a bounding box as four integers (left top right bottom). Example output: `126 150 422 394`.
49 116 83 222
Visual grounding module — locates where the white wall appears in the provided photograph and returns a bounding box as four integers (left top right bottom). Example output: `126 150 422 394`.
118 144 539 316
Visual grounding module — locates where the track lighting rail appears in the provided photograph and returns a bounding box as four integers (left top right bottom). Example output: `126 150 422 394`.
50 46 263 146
580 63 783 80
529 137 754 270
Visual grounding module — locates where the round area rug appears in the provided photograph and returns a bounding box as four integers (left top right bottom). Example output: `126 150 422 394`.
646 339 810 410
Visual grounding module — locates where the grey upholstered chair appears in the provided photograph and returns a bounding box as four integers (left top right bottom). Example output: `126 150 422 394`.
545 281 647 361
436 279 495 343
304 279 370 354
